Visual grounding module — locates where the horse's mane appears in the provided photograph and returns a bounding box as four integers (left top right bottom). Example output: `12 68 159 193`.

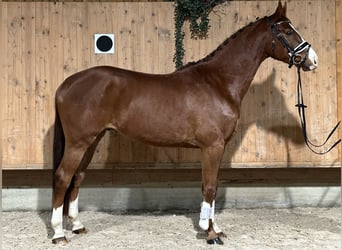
177 16 267 71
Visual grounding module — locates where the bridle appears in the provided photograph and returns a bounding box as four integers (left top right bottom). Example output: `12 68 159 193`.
268 17 341 154
268 17 311 68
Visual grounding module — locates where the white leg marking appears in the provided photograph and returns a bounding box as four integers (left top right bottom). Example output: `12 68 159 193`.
68 194 84 231
210 200 223 234
199 201 211 230
210 200 216 221
51 205 65 239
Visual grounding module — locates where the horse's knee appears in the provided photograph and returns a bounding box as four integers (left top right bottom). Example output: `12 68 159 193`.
202 185 217 202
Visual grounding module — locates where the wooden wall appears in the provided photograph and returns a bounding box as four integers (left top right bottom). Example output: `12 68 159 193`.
1 0 340 172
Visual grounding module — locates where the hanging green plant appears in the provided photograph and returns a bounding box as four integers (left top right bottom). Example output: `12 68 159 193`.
173 0 227 69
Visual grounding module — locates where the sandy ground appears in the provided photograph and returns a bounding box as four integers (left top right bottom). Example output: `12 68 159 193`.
2 207 341 250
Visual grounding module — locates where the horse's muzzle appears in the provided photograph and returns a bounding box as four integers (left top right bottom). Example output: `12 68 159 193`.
302 47 318 71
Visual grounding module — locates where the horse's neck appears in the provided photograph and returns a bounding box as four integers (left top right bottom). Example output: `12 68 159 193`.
206 20 269 105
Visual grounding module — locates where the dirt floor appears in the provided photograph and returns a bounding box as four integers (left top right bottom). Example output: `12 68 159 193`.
2 207 341 250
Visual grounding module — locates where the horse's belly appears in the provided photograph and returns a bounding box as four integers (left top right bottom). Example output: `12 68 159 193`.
115 117 199 148
118 129 199 148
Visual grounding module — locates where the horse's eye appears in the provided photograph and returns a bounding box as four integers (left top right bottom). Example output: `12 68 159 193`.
285 30 293 36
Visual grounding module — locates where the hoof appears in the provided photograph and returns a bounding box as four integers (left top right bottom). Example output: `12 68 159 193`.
52 237 68 245
73 227 88 234
207 237 224 245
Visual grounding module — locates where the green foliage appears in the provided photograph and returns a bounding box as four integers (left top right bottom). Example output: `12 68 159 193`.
173 0 226 69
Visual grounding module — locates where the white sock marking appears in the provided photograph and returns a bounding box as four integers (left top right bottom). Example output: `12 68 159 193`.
51 205 65 239
199 201 211 230
68 194 84 231
199 200 223 233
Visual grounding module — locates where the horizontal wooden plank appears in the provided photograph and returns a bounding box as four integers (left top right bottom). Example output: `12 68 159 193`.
3 161 341 170
3 168 340 188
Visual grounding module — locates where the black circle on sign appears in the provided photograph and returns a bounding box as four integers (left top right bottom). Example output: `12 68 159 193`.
96 36 113 52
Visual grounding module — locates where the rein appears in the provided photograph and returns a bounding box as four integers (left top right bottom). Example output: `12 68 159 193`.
295 66 341 154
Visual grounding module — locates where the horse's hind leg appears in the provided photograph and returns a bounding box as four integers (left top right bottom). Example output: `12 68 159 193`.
199 140 225 245
67 172 87 234
51 145 89 244
67 136 104 235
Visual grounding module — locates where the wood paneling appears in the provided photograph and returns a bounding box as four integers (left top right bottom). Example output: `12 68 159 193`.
3 168 340 188
2 1 340 171
336 0 342 160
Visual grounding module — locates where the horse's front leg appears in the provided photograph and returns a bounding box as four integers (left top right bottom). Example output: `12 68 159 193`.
199 140 225 245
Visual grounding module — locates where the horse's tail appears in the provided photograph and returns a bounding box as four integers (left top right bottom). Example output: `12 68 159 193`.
53 104 64 179
53 102 72 215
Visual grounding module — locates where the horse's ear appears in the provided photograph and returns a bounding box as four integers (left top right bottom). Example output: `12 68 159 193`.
283 1 287 16
274 0 287 18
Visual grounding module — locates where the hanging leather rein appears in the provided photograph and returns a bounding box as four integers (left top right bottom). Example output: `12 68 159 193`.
295 66 341 154
269 17 341 154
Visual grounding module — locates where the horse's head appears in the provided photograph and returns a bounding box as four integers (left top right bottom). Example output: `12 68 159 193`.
266 1 318 71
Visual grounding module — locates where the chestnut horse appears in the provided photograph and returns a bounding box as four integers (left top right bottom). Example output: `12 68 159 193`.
51 1 318 245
